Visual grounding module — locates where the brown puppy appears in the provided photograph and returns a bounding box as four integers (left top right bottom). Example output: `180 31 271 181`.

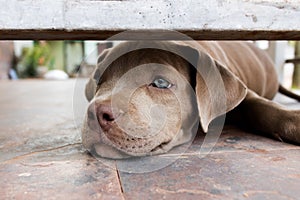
82 41 300 159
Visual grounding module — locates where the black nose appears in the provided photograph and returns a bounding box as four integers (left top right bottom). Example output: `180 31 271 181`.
96 103 115 131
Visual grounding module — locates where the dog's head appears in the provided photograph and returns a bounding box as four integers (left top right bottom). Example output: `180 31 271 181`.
82 41 247 159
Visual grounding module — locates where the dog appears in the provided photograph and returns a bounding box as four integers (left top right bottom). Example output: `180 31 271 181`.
82 41 300 159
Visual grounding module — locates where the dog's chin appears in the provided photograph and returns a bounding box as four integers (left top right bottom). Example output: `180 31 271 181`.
92 143 131 159
91 142 171 159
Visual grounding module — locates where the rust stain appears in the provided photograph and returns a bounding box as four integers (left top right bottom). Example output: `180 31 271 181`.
271 156 286 162
288 174 300 179
154 187 219 197
247 148 268 154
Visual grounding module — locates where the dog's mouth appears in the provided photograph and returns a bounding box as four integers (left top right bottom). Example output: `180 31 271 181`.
92 137 172 159
99 123 174 157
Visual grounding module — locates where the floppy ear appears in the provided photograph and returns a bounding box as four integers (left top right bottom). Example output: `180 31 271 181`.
195 52 247 132
85 49 110 102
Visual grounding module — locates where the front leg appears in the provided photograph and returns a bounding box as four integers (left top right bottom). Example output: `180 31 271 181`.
238 90 300 144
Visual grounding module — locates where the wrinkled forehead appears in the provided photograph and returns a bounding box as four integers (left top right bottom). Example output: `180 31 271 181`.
99 48 191 84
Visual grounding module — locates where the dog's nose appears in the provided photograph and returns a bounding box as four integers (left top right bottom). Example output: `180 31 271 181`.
96 104 115 131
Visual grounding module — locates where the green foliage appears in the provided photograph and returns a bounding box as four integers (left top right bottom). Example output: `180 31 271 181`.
19 42 51 78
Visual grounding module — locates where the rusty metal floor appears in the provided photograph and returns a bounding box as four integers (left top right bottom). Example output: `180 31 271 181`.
1 80 300 200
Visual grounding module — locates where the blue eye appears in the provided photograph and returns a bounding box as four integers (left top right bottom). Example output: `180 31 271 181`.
151 78 172 89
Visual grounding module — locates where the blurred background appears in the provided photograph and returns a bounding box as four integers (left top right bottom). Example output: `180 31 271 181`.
0 40 115 80
0 40 299 90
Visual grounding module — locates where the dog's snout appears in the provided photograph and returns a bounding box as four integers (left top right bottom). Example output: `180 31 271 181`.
97 104 115 131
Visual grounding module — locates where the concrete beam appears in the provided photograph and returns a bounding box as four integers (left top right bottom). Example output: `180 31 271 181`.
1 0 300 40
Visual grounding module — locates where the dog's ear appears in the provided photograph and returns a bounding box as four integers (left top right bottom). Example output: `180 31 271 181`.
171 42 247 132
195 54 247 132
85 49 110 102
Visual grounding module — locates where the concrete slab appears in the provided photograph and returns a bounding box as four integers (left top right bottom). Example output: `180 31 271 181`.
0 0 300 39
1 80 300 199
